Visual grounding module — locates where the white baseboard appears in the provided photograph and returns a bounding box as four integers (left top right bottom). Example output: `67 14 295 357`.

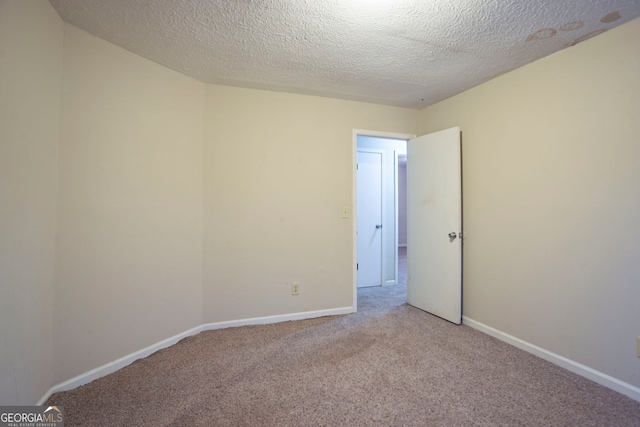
463 316 640 403
384 280 396 286
36 388 54 406
39 306 353 404
39 324 205 404
201 306 353 331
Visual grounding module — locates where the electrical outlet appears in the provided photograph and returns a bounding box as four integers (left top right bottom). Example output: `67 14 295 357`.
291 282 300 296
341 206 350 219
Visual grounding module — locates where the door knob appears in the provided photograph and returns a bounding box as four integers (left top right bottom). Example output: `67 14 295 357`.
376 224 382 229
448 232 457 239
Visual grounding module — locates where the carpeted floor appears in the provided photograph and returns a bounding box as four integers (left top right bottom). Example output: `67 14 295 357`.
48 270 640 426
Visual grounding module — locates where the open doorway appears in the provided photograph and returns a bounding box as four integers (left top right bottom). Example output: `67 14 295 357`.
353 130 413 312
353 128 463 322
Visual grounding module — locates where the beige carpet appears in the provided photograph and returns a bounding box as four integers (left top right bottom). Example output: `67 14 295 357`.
48 281 640 426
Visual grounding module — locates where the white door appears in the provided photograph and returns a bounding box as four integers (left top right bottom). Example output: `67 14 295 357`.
357 150 383 288
407 127 462 324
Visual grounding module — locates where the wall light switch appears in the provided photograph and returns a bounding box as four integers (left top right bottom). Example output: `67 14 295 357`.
341 206 350 218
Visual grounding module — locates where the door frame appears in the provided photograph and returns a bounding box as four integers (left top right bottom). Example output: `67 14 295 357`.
352 129 415 312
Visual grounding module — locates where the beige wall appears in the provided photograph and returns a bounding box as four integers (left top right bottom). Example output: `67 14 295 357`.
203 85 418 322
0 0 63 404
54 25 205 383
419 17 640 388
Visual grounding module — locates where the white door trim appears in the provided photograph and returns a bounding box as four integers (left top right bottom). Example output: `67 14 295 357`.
352 129 415 312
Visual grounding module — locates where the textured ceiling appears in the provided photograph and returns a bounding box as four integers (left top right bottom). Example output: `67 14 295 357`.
49 0 640 109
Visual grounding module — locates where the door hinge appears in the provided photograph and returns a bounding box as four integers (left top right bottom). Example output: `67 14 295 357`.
357 263 359 270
